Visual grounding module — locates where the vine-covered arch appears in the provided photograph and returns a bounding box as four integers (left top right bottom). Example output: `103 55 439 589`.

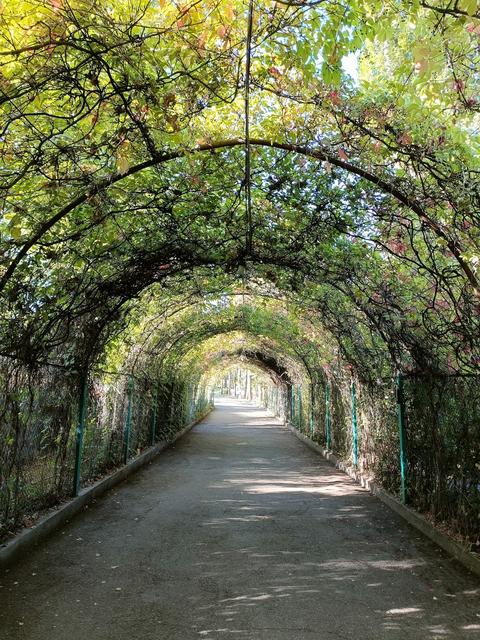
2 138 477 290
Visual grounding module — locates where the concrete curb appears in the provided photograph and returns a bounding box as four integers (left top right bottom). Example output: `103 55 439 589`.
287 422 480 579
0 410 211 570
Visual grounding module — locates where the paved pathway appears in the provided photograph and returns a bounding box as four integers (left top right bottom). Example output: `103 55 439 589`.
1 398 479 639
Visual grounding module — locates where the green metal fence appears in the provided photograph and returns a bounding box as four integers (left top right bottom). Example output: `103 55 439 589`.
402 373 480 543
308 372 479 547
2 361 479 550
0 364 77 538
0 363 212 541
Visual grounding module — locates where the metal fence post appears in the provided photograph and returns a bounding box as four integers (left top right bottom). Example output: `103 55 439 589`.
325 381 332 449
291 385 295 423
351 380 358 467
298 385 302 428
396 373 407 503
123 375 133 465
151 386 158 446
73 375 88 497
310 383 314 435
185 385 190 423
188 386 194 421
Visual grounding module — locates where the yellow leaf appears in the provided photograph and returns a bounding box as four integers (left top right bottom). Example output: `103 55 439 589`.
225 3 234 22
117 155 130 175
462 0 478 16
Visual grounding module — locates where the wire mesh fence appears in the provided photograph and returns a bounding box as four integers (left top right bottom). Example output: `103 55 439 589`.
0 363 77 540
311 372 479 546
402 374 480 545
354 379 399 495
223 366 479 547
1 359 479 549
0 362 212 542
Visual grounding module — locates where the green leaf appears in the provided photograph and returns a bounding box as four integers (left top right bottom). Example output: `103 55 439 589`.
462 0 478 16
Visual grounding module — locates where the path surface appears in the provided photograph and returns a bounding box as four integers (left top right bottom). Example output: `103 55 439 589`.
1 398 479 640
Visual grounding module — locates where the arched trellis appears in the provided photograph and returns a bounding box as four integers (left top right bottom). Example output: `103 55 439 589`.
108 297 325 448
0 130 475 382
1 138 477 293
108 294 326 391
97 295 322 447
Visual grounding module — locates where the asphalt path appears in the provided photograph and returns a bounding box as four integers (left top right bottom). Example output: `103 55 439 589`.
1 397 479 639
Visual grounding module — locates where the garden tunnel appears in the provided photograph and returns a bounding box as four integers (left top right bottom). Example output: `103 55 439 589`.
1 0 480 559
